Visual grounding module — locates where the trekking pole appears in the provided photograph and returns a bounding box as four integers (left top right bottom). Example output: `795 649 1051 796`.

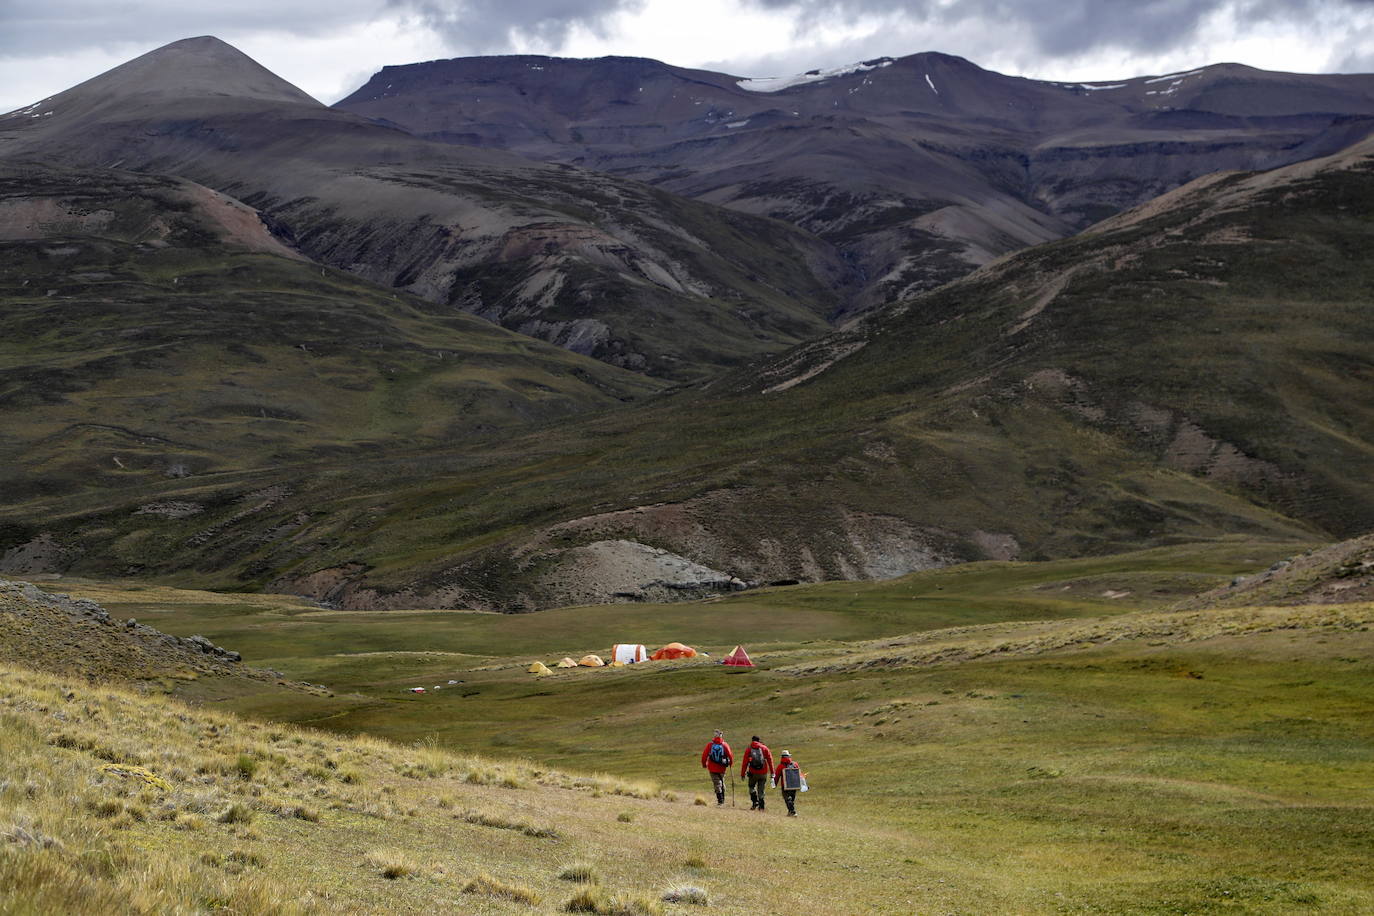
730 774 735 808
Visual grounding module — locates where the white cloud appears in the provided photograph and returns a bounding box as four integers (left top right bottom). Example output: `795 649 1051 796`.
233 21 453 103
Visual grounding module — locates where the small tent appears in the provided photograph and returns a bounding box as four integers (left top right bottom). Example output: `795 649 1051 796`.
528 662 553 676
578 654 605 667
612 643 648 665
650 642 698 660
610 660 626 668
556 657 578 668
409 687 426 693
722 645 754 667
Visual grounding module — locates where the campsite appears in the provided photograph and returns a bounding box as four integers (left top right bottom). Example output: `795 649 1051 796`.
518 643 735 678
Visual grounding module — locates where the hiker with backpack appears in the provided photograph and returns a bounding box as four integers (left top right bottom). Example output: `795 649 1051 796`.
773 750 804 817
700 729 733 805
740 735 774 811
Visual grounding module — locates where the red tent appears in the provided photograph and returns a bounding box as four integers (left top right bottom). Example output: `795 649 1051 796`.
722 645 754 667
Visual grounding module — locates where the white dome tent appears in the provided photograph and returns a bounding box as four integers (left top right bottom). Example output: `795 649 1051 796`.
611 644 648 664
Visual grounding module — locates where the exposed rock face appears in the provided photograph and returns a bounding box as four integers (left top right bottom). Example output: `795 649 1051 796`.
0 534 77 576
517 490 966 589
531 539 746 605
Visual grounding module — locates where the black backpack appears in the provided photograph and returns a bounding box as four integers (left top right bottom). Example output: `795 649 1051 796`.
708 742 729 766
749 745 765 770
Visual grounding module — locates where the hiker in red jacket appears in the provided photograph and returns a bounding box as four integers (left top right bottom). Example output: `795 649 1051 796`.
739 735 774 811
773 750 803 816
700 729 733 805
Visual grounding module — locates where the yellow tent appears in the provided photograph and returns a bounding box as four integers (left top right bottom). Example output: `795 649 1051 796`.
578 654 605 667
610 660 626 668
556 657 578 668
527 662 552 676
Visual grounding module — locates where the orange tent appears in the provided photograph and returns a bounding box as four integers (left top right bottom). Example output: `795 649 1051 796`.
650 642 698 660
722 645 754 667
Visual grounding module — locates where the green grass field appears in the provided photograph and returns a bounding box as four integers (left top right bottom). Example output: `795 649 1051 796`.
51 539 1304 696
14 538 1372 912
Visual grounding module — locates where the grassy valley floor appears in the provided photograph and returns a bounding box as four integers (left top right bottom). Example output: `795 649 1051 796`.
5 541 1373 912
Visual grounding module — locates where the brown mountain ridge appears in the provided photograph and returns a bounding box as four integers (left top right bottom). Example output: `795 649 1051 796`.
338 51 1374 316
0 37 849 382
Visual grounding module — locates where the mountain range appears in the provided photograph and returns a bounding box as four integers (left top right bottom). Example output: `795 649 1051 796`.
0 38 845 382
1 37 1372 609
338 51 1374 314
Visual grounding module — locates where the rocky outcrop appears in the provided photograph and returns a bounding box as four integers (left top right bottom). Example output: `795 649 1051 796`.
0 578 308 686
530 539 746 605
1177 533 1374 609
0 534 78 576
1 578 243 662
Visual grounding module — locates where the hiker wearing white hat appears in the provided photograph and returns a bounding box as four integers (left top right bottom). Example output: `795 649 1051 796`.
773 750 804 816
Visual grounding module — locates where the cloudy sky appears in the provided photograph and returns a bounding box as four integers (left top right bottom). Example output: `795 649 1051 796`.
3 0 1374 112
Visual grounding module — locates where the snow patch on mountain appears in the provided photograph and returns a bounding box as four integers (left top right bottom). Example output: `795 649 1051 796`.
737 58 894 93
1145 68 1206 84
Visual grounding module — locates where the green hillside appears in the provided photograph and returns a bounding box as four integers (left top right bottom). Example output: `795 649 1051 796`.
16 138 1372 606
4 139 1374 611
0 162 660 517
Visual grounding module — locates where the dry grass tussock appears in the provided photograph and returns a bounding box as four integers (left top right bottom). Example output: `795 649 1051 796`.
0 662 700 914
661 883 710 905
783 601 1374 674
461 871 542 904
363 847 424 880
558 861 600 883
564 884 664 914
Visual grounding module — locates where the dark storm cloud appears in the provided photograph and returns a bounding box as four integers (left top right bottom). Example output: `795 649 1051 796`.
744 0 1364 60
0 0 386 57
387 0 644 49
0 0 642 60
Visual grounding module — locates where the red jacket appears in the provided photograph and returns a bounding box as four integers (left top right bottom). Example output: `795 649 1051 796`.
701 738 733 773
740 741 774 778
774 757 801 789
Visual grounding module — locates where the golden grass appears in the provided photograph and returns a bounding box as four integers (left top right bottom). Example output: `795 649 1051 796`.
563 886 664 915
0 662 836 913
4 585 1373 914
363 848 423 880
558 861 600 883
461 871 542 904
